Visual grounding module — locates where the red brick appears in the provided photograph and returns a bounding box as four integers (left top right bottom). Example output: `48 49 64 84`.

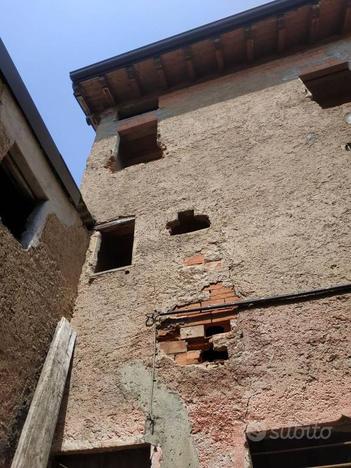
209 291 236 300
176 302 201 311
175 350 202 365
183 254 205 266
159 340 187 354
180 325 205 340
224 296 239 303
201 298 227 306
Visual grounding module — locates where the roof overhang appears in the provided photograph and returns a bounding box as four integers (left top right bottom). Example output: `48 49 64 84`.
70 0 351 125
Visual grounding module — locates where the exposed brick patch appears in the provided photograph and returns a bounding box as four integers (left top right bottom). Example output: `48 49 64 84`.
183 254 205 266
180 324 205 339
175 350 202 365
158 282 237 365
183 253 223 270
202 283 238 304
159 340 187 354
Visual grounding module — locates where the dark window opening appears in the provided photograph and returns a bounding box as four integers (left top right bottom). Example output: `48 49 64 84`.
201 345 228 362
167 210 210 235
205 322 231 337
0 151 43 243
118 119 162 169
118 98 159 120
300 62 351 108
95 219 135 273
52 444 151 468
248 421 351 468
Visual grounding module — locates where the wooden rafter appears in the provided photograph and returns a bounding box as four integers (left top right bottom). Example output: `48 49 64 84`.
277 14 286 53
73 84 91 116
212 37 225 72
71 0 351 116
245 26 255 62
154 56 168 89
126 65 143 97
309 2 320 43
98 75 115 106
183 47 196 81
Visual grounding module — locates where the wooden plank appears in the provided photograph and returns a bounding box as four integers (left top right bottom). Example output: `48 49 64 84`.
11 318 76 468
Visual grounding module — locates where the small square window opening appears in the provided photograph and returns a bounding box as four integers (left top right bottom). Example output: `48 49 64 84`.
95 219 135 273
118 118 162 169
0 148 46 245
167 210 210 235
247 421 351 468
52 444 151 468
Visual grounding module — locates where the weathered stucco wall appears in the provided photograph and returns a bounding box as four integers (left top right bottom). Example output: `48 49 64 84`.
56 38 351 467
0 80 89 467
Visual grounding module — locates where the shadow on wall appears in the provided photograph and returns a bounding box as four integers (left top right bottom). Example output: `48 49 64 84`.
158 39 351 119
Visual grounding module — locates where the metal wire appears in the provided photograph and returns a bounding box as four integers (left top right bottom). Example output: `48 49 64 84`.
147 322 158 435
159 283 351 318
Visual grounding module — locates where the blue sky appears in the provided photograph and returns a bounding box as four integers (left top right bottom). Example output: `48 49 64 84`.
1 0 267 184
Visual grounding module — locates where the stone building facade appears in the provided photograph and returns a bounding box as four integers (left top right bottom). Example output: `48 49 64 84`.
50 1 351 466
52 0 351 467
8 0 349 467
0 40 92 467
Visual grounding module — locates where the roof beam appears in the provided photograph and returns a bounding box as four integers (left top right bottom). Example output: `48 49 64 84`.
342 0 351 34
245 26 255 62
212 37 225 72
98 75 115 106
183 47 196 81
277 14 286 53
126 65 143 97
71 0 319 84
309 2 320 43
73 84 91 117
154 56 168 89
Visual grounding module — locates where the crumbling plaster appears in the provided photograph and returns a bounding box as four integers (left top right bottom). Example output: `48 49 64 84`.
0 80 89 466
56 39 351 467
0 215 88 467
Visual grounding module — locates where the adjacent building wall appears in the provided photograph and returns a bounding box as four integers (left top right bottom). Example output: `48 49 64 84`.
0 78 89 467
55 38 351 467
